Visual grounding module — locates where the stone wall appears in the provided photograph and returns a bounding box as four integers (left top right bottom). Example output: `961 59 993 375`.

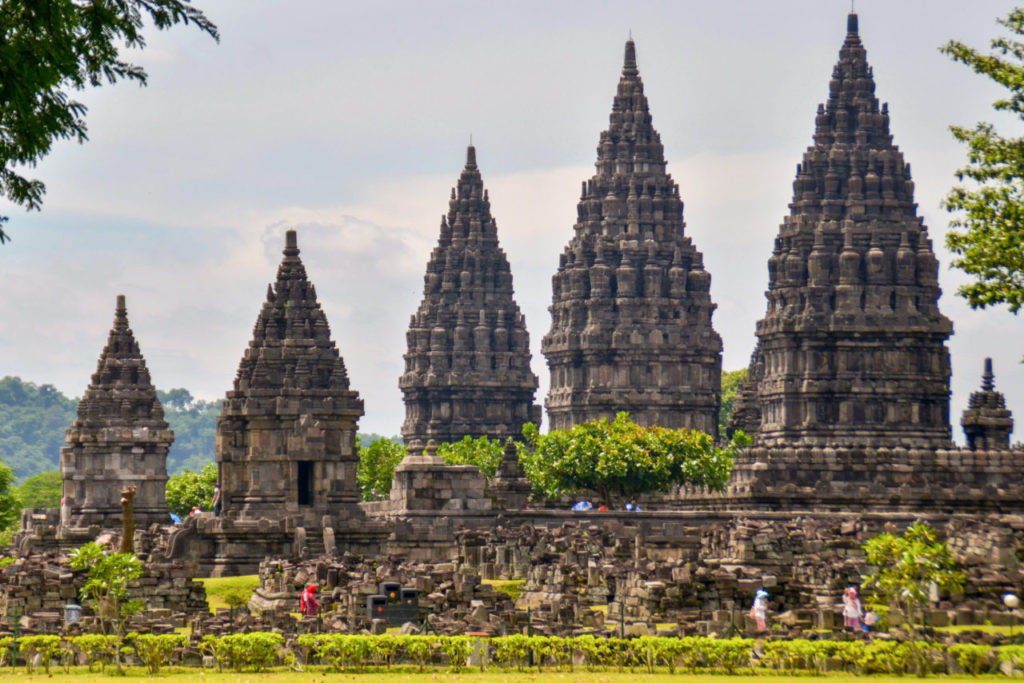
679 446 1024 512
0 549 207 636
241 510 1024 637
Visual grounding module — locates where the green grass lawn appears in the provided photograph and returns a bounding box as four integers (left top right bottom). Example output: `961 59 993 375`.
198 574 260 613
0 670 1009 682
936 623 1017 635
480 579 525 602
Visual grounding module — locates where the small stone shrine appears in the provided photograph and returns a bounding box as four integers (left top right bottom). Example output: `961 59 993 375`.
542 39 722 434
59 295 173 528
961 358 1014 451
400 146 540 445
217 230 365 526
728 13 953 450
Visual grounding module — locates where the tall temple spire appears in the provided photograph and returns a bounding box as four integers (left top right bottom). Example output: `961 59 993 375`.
728 13 953 448
400 146 540 445
218 230 365 524
542 39 722 433
61 295 172 527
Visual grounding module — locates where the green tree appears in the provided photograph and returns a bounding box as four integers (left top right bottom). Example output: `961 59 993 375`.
0 0 219 242
520 412 749 509
941 8 1024 312
68 542 144 673
164 461 216 518
15 470 60 509
157 388 218 473
356 438 406 501
437 435 504 478
0 461 21 533
719 368 748 437
861 522 966 630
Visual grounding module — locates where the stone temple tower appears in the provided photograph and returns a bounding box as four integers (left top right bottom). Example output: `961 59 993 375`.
542 39 722 434
400 146 540 445
60 295 173 527
217 230 364 528
729 13 953 449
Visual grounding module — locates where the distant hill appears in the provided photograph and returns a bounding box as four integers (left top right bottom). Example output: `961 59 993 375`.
0 377 78 480
0 377 400 480
0 377 218 479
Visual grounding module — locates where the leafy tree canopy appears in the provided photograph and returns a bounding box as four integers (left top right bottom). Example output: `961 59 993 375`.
0 461 20 532
941 8 1024 313
520 412 750 509
164 461 215 518
16 469 61 509
437 435 504 478
0 0 218 242
356 437 406 501
861 522 965 630
719 368 748 437
68 542 143 671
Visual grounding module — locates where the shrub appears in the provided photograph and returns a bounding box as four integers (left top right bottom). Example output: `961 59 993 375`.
19 635 65 673
949 642 994 675
127 633 186 674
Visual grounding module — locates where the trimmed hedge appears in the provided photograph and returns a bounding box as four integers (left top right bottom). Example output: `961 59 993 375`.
0 632 1018 675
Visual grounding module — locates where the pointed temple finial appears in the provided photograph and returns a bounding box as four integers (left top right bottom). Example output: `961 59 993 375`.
466 144 477 169
284 229 299 258
847 11 858 36
114 294 128 332
623 38 638 77
983 357 995 392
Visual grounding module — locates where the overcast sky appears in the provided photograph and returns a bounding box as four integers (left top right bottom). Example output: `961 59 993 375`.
2 0 1022 443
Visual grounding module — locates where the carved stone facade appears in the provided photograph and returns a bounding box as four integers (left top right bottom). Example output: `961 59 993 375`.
60 295 173 527
542 40 722 434
729 13 953 449
961 358 1013 450
401 146 540 445
216 230 365 528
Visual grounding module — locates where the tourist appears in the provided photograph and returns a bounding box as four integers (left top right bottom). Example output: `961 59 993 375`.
300 584 319 617
862 610 877 633
212 482 222 517
842 586 862 630
750 589 769 632
60 495 71 527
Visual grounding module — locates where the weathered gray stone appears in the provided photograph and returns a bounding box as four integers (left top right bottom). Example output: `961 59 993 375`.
961 358 1014 450
542 39 722 435
400 146 540 445
729 12 953 450
59 295 172 528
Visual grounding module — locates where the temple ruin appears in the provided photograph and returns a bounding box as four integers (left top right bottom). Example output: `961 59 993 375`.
59 295 172 528
11 13 1024 639
727 13 953 450
541 39 722 435
694 12 1022 513
400 146 540 445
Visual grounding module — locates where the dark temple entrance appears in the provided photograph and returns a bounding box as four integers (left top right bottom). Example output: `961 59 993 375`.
297 461 313 506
